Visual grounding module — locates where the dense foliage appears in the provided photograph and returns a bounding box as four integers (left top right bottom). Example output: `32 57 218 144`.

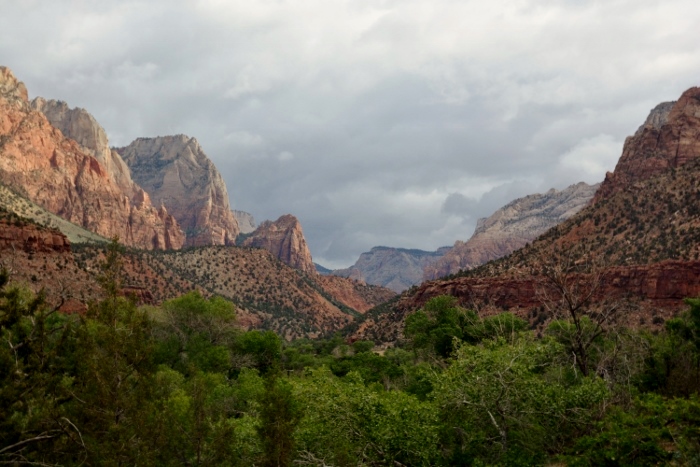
3 249 700 465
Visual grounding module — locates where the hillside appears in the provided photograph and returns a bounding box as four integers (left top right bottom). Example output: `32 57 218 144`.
423 182 598 280
351 87 700 343
0 183 107 244
0 211 393 339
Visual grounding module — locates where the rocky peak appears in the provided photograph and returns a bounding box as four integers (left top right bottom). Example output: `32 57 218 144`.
0 66 28 106
30 98 144 201
0 66 184 250
118 135 240 247
634 101 675 136
596 87 700 202
240 214 315 274
234 210 257 234
423 182 598 280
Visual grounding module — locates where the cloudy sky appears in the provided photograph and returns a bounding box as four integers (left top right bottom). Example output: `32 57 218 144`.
1 0 698 268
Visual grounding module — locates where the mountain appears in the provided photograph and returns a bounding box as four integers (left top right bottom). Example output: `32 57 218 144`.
0 66 184 250
352 87 700 342
423 182 599 280
1 206 394 339
239 214 316 274
233 210 257 234
333 246 451 293
117 135 240 247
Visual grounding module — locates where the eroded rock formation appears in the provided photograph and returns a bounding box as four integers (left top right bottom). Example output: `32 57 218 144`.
0 66 184 250
118 135 240 247
0 218 71 253
596 87 700 201
240 214 315 274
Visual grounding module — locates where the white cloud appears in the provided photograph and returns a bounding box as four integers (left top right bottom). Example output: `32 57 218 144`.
2 0 698 266
559 134 622 181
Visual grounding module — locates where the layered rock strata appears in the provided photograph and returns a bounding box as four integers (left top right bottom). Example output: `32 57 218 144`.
118 135 240 247
0 66 184 250
0 218 71 253
240 214 315 274
424 182 598 280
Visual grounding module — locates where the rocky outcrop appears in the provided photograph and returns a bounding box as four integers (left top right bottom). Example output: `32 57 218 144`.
234 210 257 234
356 260 700 343
334 246 450 292
595 87 700 202
0 217 71 253
402 260 700 316
240 214 315 274
424 182 598 280
118 135 240 247
30 98 137 197
0 66 184 250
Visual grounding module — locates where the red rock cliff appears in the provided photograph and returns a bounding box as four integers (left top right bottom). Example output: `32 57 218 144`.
241 214 316 274
0 66 184 250
595 87 700 202
0 217 71 253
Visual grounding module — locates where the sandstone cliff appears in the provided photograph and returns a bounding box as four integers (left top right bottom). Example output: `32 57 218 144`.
334 246 450 293
595 87 700 202
424 182 598 280
240 214 315 274
0 66 184 250
118 135 240 247
0 214 71 254
30 98 137 197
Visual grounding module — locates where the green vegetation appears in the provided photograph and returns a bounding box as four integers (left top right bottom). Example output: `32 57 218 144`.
3 244 700 465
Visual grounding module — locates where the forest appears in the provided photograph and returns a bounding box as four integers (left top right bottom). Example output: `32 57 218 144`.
2 242 700 466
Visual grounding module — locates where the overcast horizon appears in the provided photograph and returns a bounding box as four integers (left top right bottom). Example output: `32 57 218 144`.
2 0 698 269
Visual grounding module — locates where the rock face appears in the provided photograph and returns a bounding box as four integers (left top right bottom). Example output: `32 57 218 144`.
401 261 700 320
334 247 451 293
0 66 184 250
424 182 598 280
595 87 700 202
118 135 240 247
0 217 71 253
240 214 315 274
353 260 700 343
30 98 137 197
233 210 257 234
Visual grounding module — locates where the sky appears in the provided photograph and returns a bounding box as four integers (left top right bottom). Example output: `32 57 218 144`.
1 0 699 269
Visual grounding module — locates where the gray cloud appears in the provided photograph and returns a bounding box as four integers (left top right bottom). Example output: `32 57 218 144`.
1 0 698 268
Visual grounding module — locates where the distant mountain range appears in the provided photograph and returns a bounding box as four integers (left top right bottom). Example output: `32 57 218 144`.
329 182 598 292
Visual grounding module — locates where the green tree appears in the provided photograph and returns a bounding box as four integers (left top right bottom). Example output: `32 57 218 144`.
155 291 238 374
257 375 303 467
432 336 609 464
0 269 79 464
295 368 440 466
